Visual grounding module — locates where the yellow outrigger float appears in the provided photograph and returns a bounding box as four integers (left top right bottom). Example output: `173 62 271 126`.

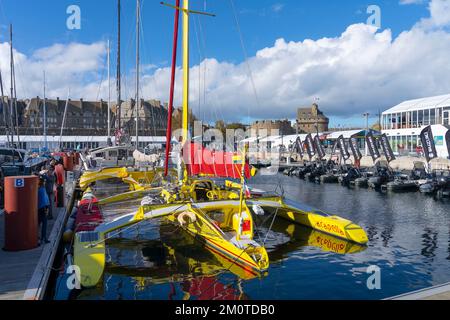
73 176 368 287
72 0 368 289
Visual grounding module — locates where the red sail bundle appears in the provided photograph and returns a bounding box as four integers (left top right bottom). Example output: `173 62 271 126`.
183 143 253 179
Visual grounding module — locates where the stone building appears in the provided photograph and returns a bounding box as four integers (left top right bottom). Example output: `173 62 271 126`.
23 97 111 136
0 97 169 137
119 99 168 136
296 103 329 133
250 119 294 136
0 97 26 129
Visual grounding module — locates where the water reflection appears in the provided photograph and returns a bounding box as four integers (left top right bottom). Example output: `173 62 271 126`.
421 228 438 260
54 174 450 300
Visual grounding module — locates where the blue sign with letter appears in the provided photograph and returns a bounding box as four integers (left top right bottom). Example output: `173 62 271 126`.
14 178 25 188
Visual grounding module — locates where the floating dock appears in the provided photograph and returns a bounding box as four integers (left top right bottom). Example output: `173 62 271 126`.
387 282 450 300
0 179 76 300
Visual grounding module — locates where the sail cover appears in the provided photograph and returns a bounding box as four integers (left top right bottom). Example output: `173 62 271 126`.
420 126 437 162
183 143 254 179
337 135 350 160
379 134 396 163
349 136 362 161
305 134 316 159
366 131 381 163
314 135 326 160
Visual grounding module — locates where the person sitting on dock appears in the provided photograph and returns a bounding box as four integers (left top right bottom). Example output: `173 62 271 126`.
38 177 50 245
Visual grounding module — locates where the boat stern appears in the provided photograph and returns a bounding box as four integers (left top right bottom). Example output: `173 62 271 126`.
73 231 106 288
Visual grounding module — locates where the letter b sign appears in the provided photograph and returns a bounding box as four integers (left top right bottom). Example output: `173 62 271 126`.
14 178 24 188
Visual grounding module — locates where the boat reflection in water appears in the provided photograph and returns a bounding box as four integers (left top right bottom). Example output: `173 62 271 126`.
72 217 365 300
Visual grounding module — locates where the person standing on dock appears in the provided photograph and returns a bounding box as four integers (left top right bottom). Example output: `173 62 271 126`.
42 166 56 220
38 177 50 245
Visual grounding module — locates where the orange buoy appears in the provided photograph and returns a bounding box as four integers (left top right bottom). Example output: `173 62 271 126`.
3 176 39 251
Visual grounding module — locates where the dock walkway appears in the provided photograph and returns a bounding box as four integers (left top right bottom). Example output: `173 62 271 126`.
0 181 75 300
387 282 450 300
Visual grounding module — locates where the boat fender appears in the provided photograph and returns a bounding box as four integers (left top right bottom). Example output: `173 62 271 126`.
63 229 74 243
177 212 197 227
252 205 265 216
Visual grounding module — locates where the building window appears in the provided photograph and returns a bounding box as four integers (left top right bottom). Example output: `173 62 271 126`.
412 110 418 128
418 110 423 127
430 109 436 125
423 109 430 126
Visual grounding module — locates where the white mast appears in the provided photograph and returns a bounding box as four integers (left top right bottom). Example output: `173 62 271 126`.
107 39 111 144
43 71 47 150
59 89 70 150
135 0 140 149
9 24 15 147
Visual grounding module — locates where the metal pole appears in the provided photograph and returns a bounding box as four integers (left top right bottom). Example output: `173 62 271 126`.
9 24 15 147
135 0 140 149
12 49 20 147
164 0 180 177
0 43 10 147
43 71 47 150
116 0 122 134
59 89 70 150
182 0 190 144
107 39 111 142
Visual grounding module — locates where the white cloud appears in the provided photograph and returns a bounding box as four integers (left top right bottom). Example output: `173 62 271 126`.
271 3 285 13
415 0 450 29
0 41 106 100
2 0 450 124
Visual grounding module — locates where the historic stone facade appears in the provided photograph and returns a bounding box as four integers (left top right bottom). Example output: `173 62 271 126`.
0 97 168 137
296 103 329 133
119 99 168 136
250 119 294 136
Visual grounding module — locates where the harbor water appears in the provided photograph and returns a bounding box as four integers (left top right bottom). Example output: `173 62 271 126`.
52 173 450 300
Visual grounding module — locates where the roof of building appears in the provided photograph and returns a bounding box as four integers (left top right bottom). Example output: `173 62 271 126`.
383 93 450 114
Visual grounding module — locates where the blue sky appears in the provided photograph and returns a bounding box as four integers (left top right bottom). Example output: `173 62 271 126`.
0 0 447 127
0 0 428 65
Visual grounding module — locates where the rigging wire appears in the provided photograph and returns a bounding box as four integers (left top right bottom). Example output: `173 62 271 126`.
197 17 208 121
193 16 202 122
229 0 260 122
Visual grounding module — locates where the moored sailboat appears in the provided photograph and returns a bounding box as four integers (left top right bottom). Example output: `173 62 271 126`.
70 0 369 289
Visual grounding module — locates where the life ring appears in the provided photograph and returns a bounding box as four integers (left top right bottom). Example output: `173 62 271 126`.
177 211 197 226
206 191 217 200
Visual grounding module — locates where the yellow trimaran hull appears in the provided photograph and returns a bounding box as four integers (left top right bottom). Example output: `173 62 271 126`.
73 175 368 287
73 0 368 288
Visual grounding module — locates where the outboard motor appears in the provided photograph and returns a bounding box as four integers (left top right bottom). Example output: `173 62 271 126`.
340 167 361 186
368 163 394 189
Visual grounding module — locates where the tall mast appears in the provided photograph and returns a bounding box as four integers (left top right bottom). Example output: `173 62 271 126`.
116 0 122 134
0 51 9 146
43 71 47 150
164 0 181 177
12 48 20 147
107 39 111 143
9 24 15 147
59 89 70 150
181 0 189 144
135 0 140 149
